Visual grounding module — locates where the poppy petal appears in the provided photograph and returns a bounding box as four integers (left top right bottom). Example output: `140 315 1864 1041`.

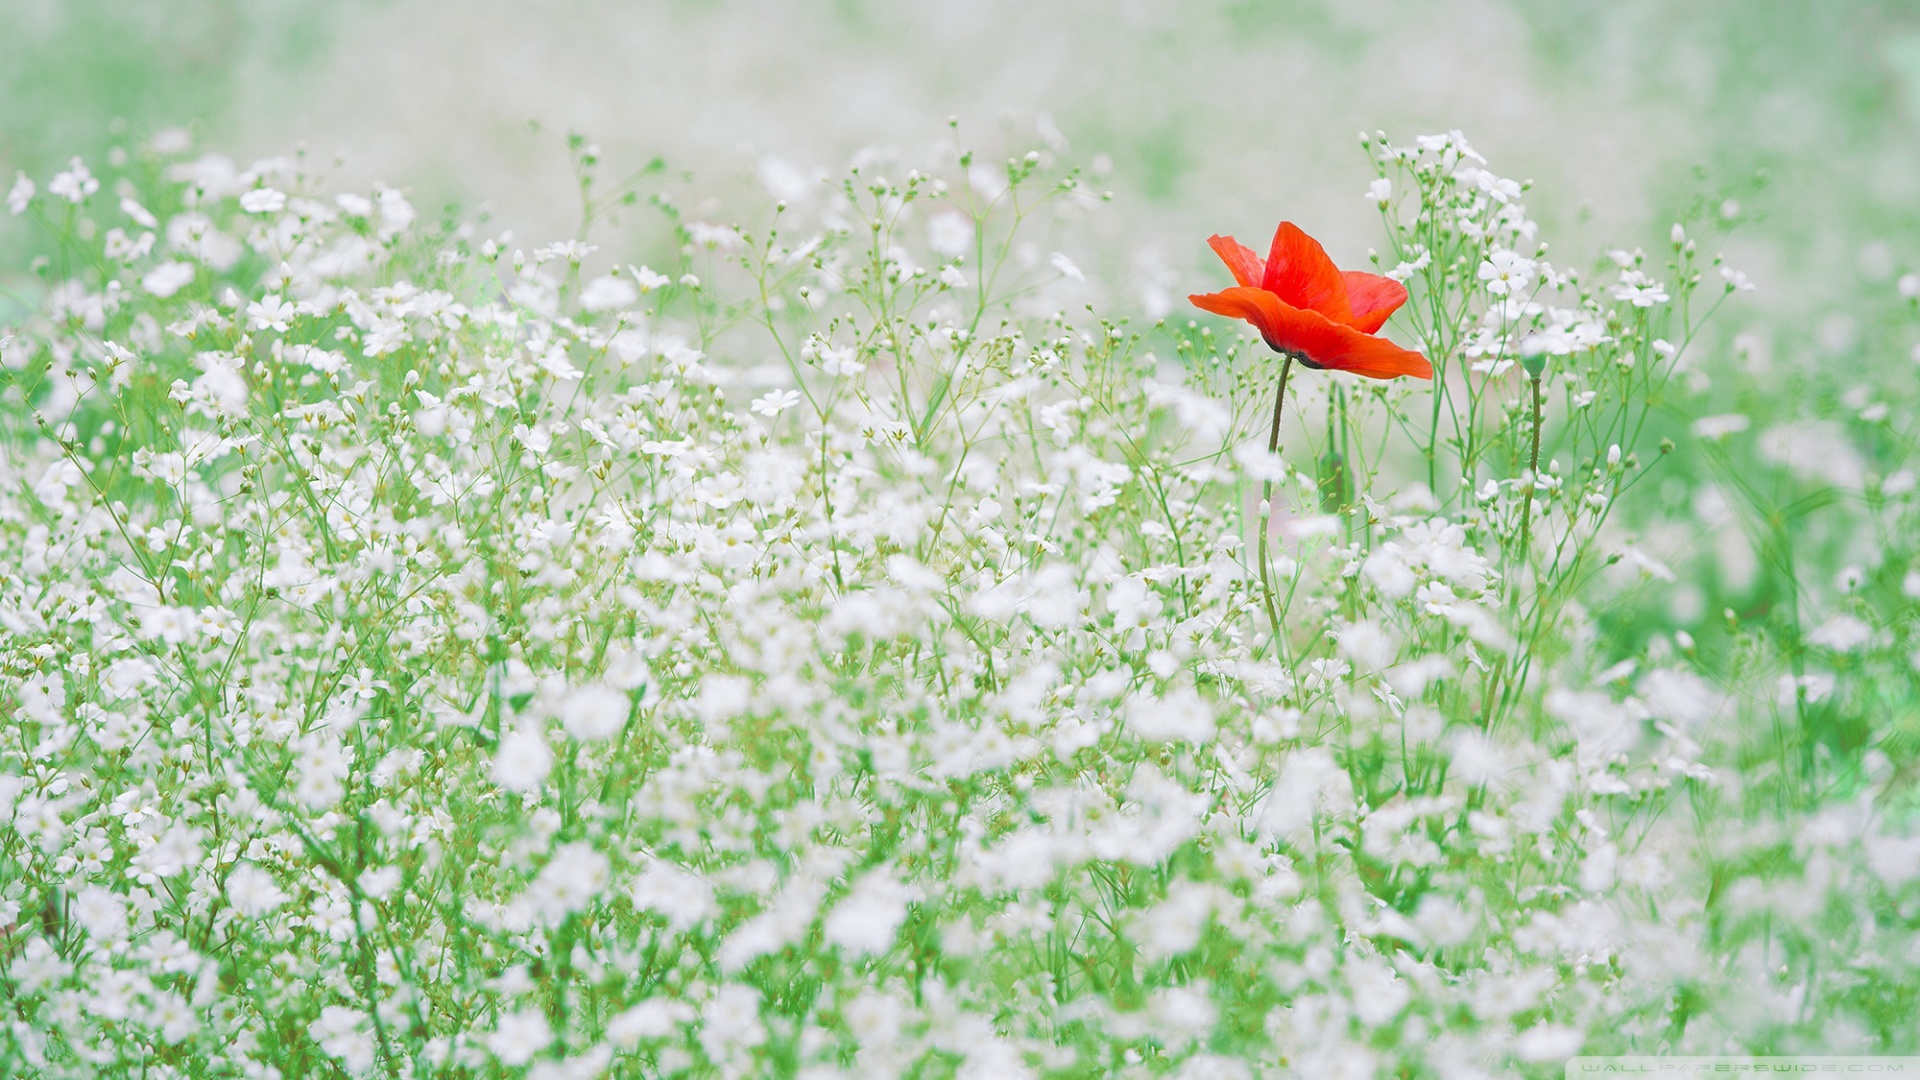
1206 234 1265 289
1189 286 1432 380
1189 287 1284 340
1341 271 1409 334
1262 222 1352 324
1314 326 1433 380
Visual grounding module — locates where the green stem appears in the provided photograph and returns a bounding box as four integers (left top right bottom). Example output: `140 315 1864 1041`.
1519 374 1542 565
1258 353 1297 659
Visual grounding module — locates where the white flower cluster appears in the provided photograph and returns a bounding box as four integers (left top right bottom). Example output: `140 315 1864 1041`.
0 132 1909 1078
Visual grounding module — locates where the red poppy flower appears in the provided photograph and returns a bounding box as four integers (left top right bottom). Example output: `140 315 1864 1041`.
1189 222 1432 380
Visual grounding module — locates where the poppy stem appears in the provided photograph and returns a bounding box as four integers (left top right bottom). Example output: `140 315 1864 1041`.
1259 353 1296 659
1519 373 1543 564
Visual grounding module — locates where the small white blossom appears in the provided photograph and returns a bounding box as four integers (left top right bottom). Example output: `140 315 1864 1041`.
143 261 197 298
226 863 288 917
48 158 99 203
494 726 554 792
6 172 32 214
487 1009 554 1067
823 870 911 954
750 388 801 416
559 683 628 741
240 187 287 214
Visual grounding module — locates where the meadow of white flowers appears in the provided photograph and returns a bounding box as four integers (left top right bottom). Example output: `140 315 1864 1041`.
0 126 1915 1078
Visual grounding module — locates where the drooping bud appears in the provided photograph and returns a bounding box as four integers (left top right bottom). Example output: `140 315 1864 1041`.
1518 330 1552 379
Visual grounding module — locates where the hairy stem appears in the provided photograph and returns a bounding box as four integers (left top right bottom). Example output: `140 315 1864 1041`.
1519 373 1542 566
1259 353 1297 659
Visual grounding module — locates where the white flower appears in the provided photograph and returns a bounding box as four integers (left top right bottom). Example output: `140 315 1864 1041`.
1346 959 1409 1026
1513 1023 1585 1062
309 893 355 943
608 999 696 1048
6 172 32 215
1149 986 1216 1047
190 353 250 417
843 992 906 1046
631 861 718 932
150 991 199 1044
1366 177 1392 206
560 683 628 741
750 388 801 417
823 870 911 954
1758 420 1866 489
48 158 99 203
494 726 554 792
226 863 288 917
1579 843 1618 892
120 196 158 228
1137 880 1213 960
167 212 243 269
1690 413 1749 441
131 822 204 882
1866 833 1920 886
718 875 827 971
1049 252 1084 281
580 274 639 312
1478 249 1536 297
309 1006 377 1074
376 186 415 236
1107 576 1163 632
239 187 287 214
1611 269 1670 307
808 338 864 377
1386 246 1431 282
1123 687 1216 744
487 1009 554 1066
73 886 129 940
1807 614 1872 652
101 657 158 698
513 423 553 456
358 865 402 900
687 221 743 250
526 842 611 923
143 261 197 298
1617 849 1670 890
699 985 766 1055
247 293 297 332
537 239 594 264
628 264 670 292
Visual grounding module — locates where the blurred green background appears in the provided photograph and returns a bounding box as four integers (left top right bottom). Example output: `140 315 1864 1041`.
4 0 1918 314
